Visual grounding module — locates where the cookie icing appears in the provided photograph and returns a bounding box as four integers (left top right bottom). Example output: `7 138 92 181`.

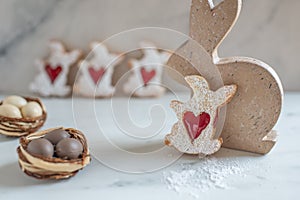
30 40 81 97
124 42 170 97
74 42 123 97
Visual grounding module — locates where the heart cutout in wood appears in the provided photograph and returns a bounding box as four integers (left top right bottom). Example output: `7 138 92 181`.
88 66 106 85
140 67 156 85
45 64 62 84
183 111 210 140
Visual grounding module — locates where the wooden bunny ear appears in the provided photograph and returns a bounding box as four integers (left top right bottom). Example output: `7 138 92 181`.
190 0 242 55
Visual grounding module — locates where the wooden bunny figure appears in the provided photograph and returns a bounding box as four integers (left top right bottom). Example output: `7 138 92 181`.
167 0 283 154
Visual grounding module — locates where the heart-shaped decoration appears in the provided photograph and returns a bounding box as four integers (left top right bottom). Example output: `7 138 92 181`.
140 67 156 85
88 66 106 85
183 111 210 140
45 64 62 84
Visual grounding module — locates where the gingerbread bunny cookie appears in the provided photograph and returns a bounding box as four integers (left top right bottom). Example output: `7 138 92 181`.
167 0 283 154
30 40 82 97
73 42 123 98
165 75 237 156
123 42 170 97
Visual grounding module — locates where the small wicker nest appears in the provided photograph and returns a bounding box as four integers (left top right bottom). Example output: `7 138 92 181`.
0 97 47 137
17 127 91 180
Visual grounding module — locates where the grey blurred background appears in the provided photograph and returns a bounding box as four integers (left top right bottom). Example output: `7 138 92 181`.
0 0 299 93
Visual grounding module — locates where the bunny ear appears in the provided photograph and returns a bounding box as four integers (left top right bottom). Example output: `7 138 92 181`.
48 40 65 53
90 41 101 50
190 0 242 56
185 75 210 96
139 41 156 49
191 0 212 11
68 49 81 63
214 84 237 106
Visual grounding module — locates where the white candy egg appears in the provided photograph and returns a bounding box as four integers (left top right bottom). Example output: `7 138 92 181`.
3 95 27 108
21 102 43 118
0 104 22 118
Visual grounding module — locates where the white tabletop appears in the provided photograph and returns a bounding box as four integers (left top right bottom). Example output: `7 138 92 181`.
0 92 298 200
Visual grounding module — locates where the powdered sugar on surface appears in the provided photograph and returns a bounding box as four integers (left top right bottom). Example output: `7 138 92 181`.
163 154 262 198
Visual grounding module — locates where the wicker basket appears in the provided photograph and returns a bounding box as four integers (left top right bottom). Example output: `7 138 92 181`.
17 127 91 180
0 97 47 137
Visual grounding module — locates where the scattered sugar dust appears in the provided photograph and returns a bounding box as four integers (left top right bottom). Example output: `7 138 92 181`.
163 156 257 198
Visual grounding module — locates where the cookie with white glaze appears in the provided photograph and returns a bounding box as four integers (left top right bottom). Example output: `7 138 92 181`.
165 75 237 156
30 40 82 97
123 42 170 97
74 42 123 98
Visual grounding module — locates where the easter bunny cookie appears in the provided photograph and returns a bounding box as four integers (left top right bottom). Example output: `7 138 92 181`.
167 0 283 154
73 42 123 97
165 75 237 156
30 40 82 97
123 42 170 97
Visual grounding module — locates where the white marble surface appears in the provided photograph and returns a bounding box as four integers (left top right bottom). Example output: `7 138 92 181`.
0 0 299 93
0 92 299 200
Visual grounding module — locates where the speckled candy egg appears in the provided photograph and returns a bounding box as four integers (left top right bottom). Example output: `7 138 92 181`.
56 138 83 159
27 138 54 158
3 95 27 108
21 102 43 118
44 129 70 145
0 104 22 118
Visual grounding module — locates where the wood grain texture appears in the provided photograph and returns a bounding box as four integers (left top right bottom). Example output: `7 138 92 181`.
167 0 283 154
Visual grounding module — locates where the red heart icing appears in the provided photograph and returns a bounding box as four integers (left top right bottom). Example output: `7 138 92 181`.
183 111 210 140
45 64 62 84
88 66 106 85
140 67 156 85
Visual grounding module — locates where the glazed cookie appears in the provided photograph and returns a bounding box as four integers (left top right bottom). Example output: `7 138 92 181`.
165 75 237 156
123 42 170 97
73 42 123 97
30 40 82 97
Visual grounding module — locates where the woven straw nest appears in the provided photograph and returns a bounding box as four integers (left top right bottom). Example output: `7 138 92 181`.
0 97 47 137
17 127 91 180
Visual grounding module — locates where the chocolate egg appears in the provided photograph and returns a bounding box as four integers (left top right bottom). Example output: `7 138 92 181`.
44 128 70 145
27 138 54 158
21 102 43 118
56 138 83 159
0 104 22 118
3 95 27 108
